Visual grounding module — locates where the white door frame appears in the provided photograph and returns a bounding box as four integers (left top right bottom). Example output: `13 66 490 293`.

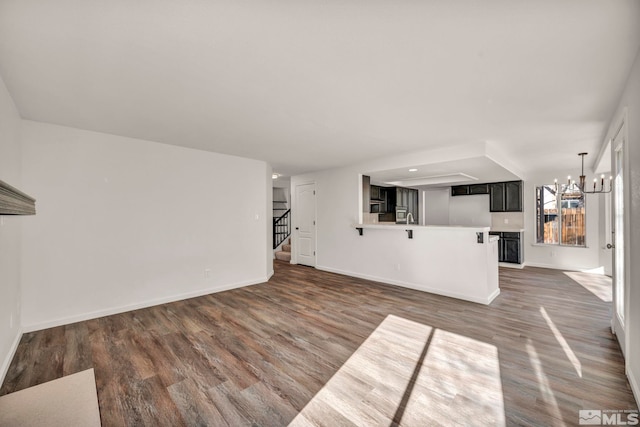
293 182 317 267
610 110 629 361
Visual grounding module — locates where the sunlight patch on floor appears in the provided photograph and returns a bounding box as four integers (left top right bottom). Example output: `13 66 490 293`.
540 307 582 378
289 314 505 426
525 338 564 424
564 271 612 302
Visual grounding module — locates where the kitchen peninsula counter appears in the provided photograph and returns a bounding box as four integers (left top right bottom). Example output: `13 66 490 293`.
354 223 490 231
344 223 499 305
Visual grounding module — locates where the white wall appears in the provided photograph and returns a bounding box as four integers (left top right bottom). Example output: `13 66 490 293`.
523 170 601 271
448 194 491 227
606 47 640 404
20 121 272 331
0 75 23 384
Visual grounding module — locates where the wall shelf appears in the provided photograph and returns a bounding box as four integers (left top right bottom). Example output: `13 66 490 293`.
0 179 36 215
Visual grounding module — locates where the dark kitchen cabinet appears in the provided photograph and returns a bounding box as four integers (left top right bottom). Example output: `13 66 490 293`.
381 187 395 213
370 185 382 201
489 231 523 264
469 183 489 195
368 185 398 221
453 180 522 212
489 183 505 212
451 185 470 196
504 181 523 212
362 175 371 213
502 236 521 263
362 182 418 222
490 181 522 212
452 183 489 196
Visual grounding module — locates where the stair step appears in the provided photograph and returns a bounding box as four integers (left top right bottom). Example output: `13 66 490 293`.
275 251 291 261
282 244 291 252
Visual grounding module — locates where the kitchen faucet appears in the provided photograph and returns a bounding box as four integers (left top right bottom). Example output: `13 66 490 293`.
406 212 414 224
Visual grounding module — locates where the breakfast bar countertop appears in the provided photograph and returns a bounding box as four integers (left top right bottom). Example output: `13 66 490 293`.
354 223 491 231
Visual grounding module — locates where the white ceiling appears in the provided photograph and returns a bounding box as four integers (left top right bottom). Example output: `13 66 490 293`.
0 0 638 177
368 156 519 188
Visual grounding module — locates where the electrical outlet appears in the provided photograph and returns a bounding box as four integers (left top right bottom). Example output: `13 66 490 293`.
395 263 401 271
504 218 509 224
204 269 211 279
550 251 555 257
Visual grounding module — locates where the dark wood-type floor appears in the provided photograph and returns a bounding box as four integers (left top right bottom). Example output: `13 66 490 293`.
1 262 637 426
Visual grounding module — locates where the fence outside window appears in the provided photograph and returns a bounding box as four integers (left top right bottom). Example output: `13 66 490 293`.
536 184 586 247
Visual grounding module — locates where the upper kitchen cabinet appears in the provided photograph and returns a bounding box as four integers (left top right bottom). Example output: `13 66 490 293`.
451 183 489 196
362 175 371 212
451 185 470 196
469 184 489 195
489 183 505 211
370 185 382 201
504 181 523 211
490 181 523 212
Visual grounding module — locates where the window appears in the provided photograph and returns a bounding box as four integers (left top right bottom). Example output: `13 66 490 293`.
536 183 586 246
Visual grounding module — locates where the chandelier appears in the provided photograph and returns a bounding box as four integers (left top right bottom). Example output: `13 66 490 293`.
555 153 611 194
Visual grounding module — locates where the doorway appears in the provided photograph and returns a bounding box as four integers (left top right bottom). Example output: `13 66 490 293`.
295 182 316 267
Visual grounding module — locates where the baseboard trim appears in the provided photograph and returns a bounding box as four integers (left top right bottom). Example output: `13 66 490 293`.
524 261 580 271
1 327 23 387
628 367 640 409
315 265 498 305
22 276 269 333
498 262 525 269
486 288 501 304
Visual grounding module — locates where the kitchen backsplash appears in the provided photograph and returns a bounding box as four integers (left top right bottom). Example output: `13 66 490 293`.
491 212 524 229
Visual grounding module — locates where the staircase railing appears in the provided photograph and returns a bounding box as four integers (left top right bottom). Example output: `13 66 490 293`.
273 209 291 249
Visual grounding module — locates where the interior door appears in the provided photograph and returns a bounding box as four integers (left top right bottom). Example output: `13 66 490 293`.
295 183 316 267
611 124 626 356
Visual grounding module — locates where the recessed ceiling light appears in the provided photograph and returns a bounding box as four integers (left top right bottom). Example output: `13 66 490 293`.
272 173 279 179
408 168 418 172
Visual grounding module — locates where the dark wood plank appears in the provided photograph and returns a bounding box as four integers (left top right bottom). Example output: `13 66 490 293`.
0 261 636 426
